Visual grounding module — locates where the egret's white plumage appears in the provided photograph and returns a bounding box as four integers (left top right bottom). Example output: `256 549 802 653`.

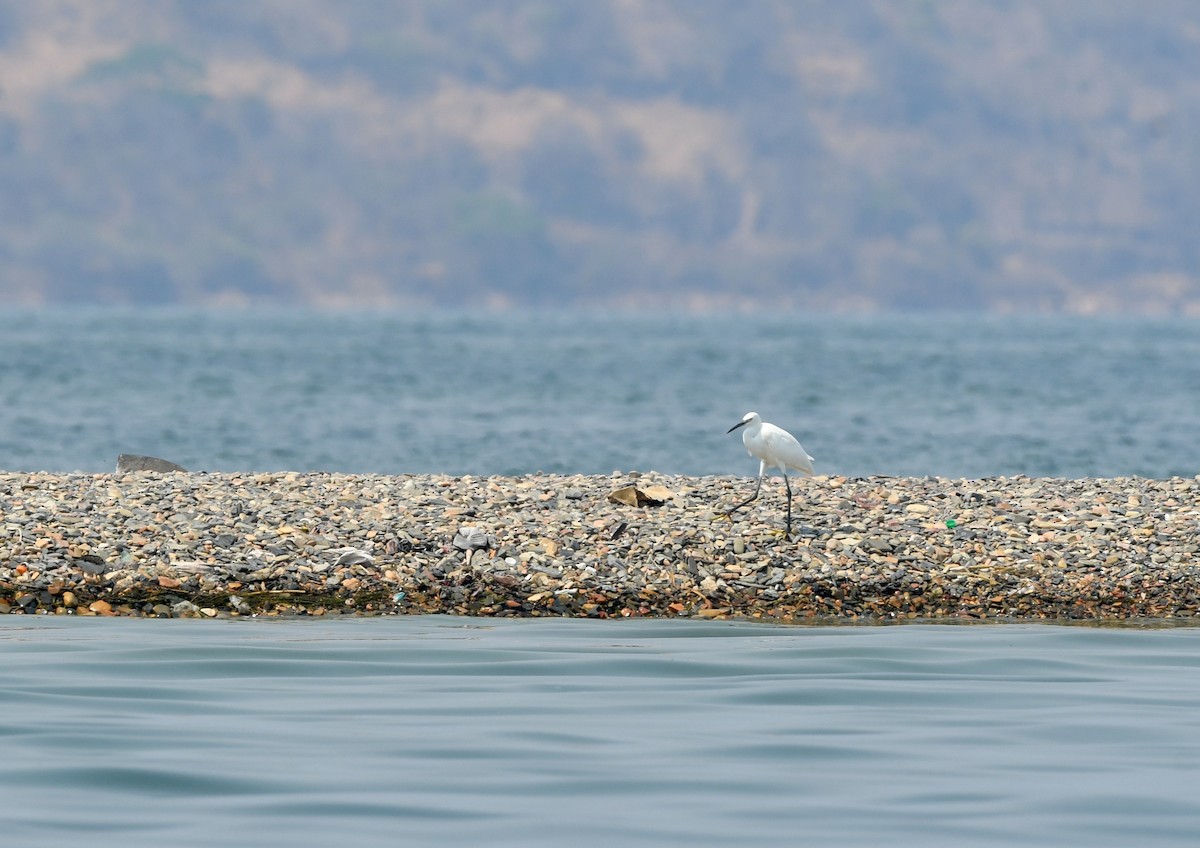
724 411 814 537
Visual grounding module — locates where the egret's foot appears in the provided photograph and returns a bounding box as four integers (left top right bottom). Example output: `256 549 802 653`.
774 524 817 541
713 511 735 523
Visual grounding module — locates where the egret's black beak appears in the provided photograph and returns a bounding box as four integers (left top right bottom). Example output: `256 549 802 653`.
727 419 749 434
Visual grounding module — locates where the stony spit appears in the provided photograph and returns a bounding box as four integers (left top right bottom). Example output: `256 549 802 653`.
1 471 1198 621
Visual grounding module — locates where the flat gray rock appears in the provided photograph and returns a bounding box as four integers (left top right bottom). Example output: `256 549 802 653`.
453 526 494 552
116 454 187 473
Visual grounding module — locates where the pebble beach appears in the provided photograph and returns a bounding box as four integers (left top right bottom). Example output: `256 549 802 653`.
1 470 1199 622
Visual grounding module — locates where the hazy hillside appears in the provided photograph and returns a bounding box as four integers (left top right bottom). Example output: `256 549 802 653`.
1 1 1198 312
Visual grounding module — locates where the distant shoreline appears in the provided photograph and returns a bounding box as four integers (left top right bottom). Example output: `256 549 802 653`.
1 471 1198 621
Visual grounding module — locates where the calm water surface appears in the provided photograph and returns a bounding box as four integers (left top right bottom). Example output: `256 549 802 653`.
1 310 1198 478
2 616 1200 847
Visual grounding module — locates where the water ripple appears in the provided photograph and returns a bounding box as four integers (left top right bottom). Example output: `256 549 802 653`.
2 617 1200 847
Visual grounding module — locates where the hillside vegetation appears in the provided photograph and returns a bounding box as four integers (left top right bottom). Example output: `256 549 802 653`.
1 1 1198 312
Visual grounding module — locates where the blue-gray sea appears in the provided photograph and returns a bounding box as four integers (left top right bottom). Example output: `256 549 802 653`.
4 617 1200 847
2 310 1200 846
3 309 1198 478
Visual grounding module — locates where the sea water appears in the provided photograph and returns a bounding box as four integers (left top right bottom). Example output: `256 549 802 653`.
1 309 1198 478
2 617 1200 847
2 310 1200 846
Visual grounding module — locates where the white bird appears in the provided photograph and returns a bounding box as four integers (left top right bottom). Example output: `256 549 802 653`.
724 411 815 538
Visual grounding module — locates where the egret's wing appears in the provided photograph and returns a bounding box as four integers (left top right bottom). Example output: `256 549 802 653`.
762 426 815 475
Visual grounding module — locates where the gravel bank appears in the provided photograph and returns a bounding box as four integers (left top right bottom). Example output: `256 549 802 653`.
1 471 1198 622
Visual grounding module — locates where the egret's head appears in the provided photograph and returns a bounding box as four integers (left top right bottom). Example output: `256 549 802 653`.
726 411 759 434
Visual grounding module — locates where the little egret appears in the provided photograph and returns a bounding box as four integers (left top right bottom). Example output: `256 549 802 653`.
724 411 815 538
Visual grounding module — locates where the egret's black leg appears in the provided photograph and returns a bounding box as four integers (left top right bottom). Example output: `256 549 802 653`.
724 472 764 516
784 473 793 538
